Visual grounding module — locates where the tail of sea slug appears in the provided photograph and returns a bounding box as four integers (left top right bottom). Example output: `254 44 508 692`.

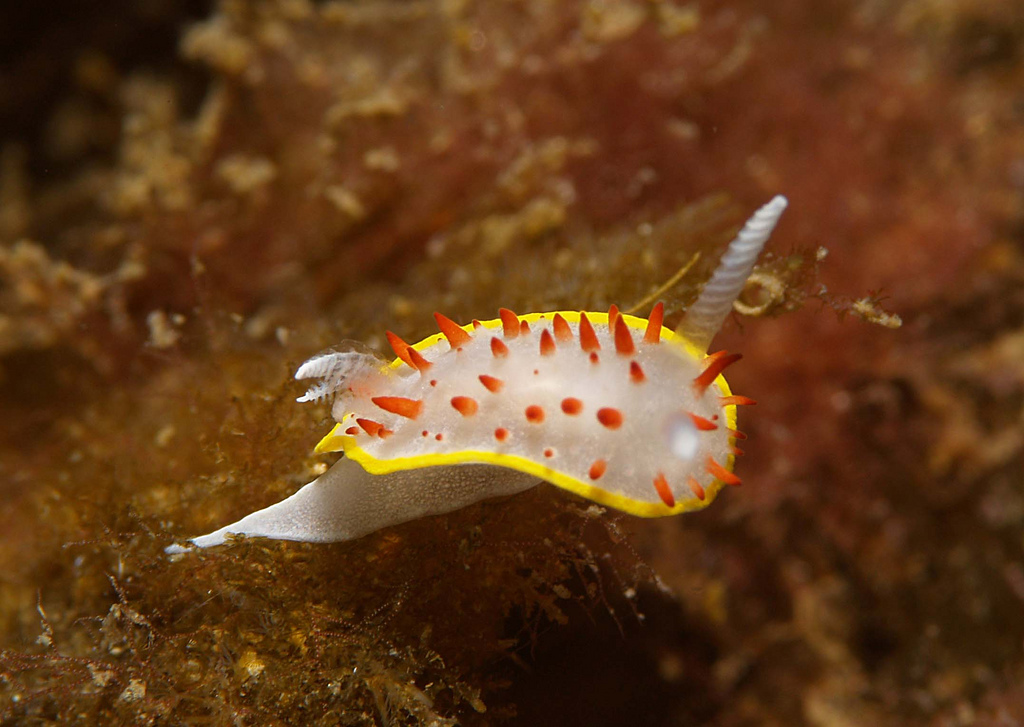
166 456 538 550
678 195 788 352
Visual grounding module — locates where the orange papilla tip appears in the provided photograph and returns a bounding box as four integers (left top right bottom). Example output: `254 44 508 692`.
561 397 583 415
589 351 600 364
407 347 433 372
356 418 383 436
629 361 646 384
451 396 478 416
720 395 756 406
732 445 745 456
613 315 635 356
608 304 620 333
525 405 545 423
653 472 675 508
694 352 743 394
378 428 394 439
434 312 472 348
553 314 572 342
689 413 718 431
491 337 509 357
494 427 510 441
499 308 520 338
345 426 360 435
578 312 600 352
385 330 415 368
687 476 706 501
479 374 504 393
520 320 531 334
728 427 748 440
644 302 664 344
539 328 557 356
588 459 607 480
597 407 623 429
371 396 423 419
472 319 483 329
707 457 741 486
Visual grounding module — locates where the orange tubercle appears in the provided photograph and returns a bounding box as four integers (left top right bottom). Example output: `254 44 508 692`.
451 396 478 416
490 337 509 358
720 395 756 406
608 304 620 333
687 476 706 501
539 328 557 356
561 397 583 415
407 347 433 372
694 352 742 394
385 331 414 368
588 459 607 480
478 374 504 393
653 472 675 508
613 315 635 355
372 396 423 419
597 407 623 429
525 405 545 423
553 314 572 341
629 361 646 384
499 308 519 338
706 457 741 486
689 413 718 431
356 418 384 436
579 312 601 352
434 312 472 348
643 301 664 344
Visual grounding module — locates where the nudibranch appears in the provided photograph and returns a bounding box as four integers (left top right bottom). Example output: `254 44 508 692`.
168 196 788 551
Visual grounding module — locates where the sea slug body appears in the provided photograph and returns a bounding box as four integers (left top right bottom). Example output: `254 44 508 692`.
168 196 788 550
313 308 740 516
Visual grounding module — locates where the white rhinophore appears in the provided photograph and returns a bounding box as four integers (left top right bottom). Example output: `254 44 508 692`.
678 195 788 352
